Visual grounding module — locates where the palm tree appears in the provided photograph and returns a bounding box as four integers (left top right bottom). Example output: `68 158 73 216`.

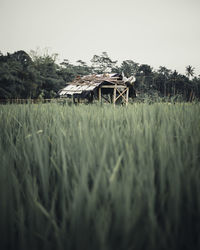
186 65 195 80
172 70 178 95
158 66 172 96
158 66 171 78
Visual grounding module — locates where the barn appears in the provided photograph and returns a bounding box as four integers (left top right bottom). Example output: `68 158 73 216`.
58 73 136 105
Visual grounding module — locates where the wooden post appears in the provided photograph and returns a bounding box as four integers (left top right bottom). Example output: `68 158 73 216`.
126 87 129 106
98 87 101 103
113 85 117 106
73 95 76 104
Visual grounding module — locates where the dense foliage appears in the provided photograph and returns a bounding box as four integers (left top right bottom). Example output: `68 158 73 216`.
0 50 200 101
0 103 200 250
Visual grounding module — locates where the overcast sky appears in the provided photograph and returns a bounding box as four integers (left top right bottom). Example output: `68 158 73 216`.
0 0 200 75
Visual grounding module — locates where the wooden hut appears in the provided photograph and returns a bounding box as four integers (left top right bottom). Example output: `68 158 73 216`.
58 73 136 105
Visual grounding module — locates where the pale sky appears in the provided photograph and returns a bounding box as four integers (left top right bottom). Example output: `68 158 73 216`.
0 0 200 75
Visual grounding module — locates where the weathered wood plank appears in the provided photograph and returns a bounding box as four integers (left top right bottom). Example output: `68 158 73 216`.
115 88 128 102
126 87 129 106
100 85 126 89
99 88 101 102
113 87 117 106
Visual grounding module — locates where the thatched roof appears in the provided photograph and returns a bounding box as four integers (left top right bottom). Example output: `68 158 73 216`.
59 73 125 96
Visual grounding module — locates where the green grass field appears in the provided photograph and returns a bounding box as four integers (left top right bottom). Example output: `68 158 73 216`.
0 103 200 250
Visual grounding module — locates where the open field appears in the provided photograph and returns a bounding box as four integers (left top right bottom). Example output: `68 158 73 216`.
0 103 200 250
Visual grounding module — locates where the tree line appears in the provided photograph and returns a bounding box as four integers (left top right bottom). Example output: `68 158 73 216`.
0 50 199 101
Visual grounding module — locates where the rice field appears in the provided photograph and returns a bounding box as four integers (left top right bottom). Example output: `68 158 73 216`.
0 103 200 250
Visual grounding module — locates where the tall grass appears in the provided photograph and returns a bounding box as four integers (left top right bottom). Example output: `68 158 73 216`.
0 103 200 250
